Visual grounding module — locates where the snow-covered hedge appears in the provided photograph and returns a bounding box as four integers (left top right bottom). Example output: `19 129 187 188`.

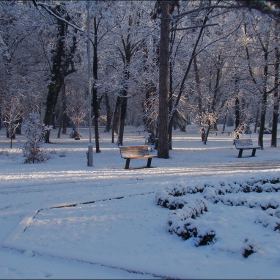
156 176 280 248
166 201 216 246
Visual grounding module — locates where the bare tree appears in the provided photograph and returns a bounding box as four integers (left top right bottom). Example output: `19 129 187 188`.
3 96 22 148
67 88 88 140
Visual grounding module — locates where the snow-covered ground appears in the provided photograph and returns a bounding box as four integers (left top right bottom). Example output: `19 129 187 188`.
0 125 280 279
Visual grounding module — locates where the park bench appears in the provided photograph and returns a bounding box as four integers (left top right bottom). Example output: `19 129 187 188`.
233 139 261 158
119 145 157 169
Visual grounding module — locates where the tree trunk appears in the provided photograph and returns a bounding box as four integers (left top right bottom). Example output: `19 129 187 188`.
210 55 221 136
271 46 279 147
57 108 63 139
157 1 170 159
222 113 227 132
203 120 211 145
235 97 240 138
117 12 133 147
258 102 267 148
92 86 100 153
118 92 127 146
57 81 66 138
142 84 156 132
15 117 22 134
258 50 269 149
92 16 101 153
172 10 212 121
254 106 259 133
43 5 77 143
112 96 121 143
168 46 173 150
62 90 67 134
194 56 204 140
44 78 64 143
117 62 129 146
104 91 112 133
168 19 179 150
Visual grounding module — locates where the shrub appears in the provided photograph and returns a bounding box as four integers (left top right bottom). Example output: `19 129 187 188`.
242 238 259 258
22 111 49 163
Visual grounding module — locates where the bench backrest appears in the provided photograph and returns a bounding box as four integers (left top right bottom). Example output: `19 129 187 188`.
119 145 149 158
234 139 253 148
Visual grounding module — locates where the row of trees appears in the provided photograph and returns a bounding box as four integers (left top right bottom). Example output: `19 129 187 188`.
0 0 279 159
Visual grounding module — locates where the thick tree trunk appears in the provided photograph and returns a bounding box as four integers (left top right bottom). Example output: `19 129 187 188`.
44 79 64 143
116 14 133 147
158 1 170 159
44 11 66 143
43 5 77 143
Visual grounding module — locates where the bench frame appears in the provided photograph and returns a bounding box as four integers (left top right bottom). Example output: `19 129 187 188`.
119 145 157 169
233 139 261 158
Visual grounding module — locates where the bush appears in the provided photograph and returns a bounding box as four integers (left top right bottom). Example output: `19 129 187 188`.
22 111 49 163
242 238 259 258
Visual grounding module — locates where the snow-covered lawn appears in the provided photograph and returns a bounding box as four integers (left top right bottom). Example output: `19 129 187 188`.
0 126 280 279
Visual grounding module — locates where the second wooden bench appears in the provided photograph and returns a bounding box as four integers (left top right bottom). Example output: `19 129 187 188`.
119 145 157 169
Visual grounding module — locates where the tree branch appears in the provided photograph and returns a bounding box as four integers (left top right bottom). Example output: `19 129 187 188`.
171 23 219 31
173 1 280 22
35 1 83 32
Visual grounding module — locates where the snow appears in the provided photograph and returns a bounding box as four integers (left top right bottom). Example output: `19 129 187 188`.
0 125 280 279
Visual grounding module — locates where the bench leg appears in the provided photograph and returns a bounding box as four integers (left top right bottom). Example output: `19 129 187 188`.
238 149 243 158
251 148 256 157
125 159 130 169
147 158 152 168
